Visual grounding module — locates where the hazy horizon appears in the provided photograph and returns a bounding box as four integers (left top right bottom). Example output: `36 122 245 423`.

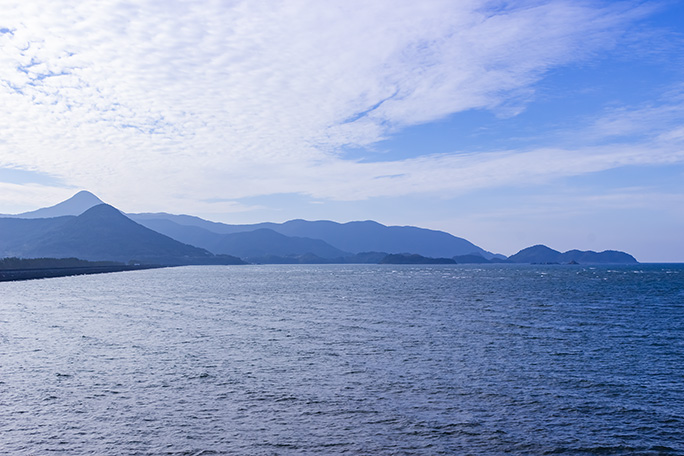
2 1 683 262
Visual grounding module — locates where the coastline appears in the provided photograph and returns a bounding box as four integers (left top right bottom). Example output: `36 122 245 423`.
0 264 165 282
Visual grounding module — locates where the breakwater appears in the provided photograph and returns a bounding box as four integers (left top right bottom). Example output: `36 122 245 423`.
0 264 163 282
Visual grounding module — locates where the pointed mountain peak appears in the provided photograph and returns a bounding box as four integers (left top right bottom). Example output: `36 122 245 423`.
12 190 105 219
70 190 103 203
78 203 125 218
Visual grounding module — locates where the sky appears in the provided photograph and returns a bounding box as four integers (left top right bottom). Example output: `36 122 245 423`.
1 0 683 262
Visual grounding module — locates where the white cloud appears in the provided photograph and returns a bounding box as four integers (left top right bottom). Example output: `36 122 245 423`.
0 0 674 214
247 142 684 202
588 95 684 142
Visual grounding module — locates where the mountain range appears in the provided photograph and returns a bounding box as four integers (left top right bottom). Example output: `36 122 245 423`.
0 197 243 265
0 191 638 265
129 213 497 261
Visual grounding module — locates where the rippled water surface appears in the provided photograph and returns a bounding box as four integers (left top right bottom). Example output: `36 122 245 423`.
1 264 684 455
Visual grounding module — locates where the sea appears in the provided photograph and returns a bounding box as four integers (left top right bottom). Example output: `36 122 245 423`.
1 263 683 455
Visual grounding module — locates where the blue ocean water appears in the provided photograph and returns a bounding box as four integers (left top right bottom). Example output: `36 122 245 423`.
1 264 683 455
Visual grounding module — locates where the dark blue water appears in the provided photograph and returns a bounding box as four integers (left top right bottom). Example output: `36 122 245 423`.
1 264 683 455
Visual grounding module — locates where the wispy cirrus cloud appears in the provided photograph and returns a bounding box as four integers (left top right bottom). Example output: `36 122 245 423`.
587 93 684 143
0 0 674 214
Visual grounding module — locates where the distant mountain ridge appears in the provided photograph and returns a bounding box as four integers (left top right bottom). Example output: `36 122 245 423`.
127 217 350 261
130 213 496 259
508 245 638 264
0 192 639 264
0 203 244 265
207 228 350 261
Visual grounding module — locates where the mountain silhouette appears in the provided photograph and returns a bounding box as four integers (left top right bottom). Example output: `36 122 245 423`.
209 228 349 260
508 245 637 264
507 245 562 263
10 190 104 218
131 214 494 258
1 192 639 265
0 216 72 256
131 218 348 260
1 203 241 265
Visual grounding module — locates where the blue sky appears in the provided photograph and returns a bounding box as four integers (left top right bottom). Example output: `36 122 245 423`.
1 0 683 261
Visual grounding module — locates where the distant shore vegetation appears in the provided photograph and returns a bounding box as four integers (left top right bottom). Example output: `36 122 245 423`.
0 257 124 270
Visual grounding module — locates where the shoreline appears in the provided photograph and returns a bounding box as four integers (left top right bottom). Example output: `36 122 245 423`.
0 264 165 282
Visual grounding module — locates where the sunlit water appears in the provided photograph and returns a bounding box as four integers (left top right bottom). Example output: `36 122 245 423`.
1 264 683 455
